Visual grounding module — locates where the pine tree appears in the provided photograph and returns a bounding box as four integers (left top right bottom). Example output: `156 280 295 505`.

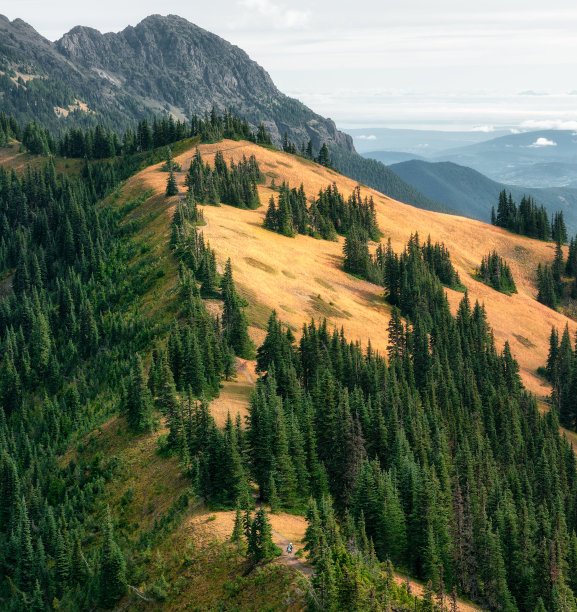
343 226 370 277
126 353 154 432
547 326 559 381
422 580 435 612
311 541 337 610
97 511 127 608
54 531 71 592
166 169 179 197
256 123 272 146
16 497 35 595
264 196 278 231
268 472 281 514
231 506 244 544
28 580 44 611
537 264 557 309
247 508 278 564
317 143 331 167
552 239 565 299
221 259 254 358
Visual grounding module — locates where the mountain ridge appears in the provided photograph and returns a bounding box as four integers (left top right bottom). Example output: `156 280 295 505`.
390 158 577 231
430 129 577 186
0 13 353 152
0 13 455 215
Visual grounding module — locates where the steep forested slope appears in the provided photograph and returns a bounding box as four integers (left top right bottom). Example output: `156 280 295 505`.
3 126 577 610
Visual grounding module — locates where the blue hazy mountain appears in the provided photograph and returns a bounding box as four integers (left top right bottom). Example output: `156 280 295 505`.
389 159 577 232
431 130 577 187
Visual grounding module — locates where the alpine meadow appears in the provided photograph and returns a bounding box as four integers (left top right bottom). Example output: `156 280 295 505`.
1 8 577 612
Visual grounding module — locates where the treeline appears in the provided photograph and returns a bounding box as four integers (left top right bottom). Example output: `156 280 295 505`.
141 200 256 509
10 108 273 158
170 197 253 358
282 133 333 168
536 234 577 309
242 253 577 609
264 182 380 241
160 229 577 609
0 136 257 609
476 251 517 294
0 112 20 146
344 231 462 312
545 325 577 431
185 148 262 209
491 189 567 242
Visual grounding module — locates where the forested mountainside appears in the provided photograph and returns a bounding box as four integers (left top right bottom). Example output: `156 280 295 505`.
3 108 577 610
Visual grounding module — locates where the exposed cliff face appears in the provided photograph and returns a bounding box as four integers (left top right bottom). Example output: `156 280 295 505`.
0 14 354 151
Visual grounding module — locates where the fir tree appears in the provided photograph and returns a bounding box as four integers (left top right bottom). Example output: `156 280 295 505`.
166 169 179 197
221 259 254 359
126 353 154 432
247 508 279 564
97 511 127 609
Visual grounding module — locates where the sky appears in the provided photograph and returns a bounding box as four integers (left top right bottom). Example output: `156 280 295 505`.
2 0 577 131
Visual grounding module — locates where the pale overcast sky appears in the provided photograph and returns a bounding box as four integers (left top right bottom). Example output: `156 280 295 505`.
2 0 577 130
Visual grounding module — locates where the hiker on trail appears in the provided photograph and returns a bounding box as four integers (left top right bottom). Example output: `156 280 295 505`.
287 542 293 554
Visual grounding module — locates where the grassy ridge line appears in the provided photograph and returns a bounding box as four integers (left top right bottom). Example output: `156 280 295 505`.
88 138 570 609
144 139 575 397
108 136 577 407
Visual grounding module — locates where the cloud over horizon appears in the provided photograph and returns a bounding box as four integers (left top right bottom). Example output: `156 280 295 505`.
528 137 557 148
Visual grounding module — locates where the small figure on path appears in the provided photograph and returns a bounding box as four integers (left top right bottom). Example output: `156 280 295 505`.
287 542 293 554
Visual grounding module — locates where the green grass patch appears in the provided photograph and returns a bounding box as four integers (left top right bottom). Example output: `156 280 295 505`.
244 257 277 274
309 294 351 319
315 277 334 291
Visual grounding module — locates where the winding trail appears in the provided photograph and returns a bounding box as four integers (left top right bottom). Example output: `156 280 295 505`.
270 526 314 577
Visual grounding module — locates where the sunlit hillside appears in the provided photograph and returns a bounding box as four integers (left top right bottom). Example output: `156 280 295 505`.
131 139 575 399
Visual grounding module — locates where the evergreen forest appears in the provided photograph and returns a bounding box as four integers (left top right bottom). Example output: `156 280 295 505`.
2 108 577 612
264 182 380 241
491 189 566 243
476 251 517 294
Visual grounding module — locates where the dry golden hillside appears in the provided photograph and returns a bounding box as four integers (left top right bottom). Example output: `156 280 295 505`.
131 139 576 398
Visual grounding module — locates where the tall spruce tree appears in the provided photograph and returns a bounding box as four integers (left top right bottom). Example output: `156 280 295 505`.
221 259 254 359
166 169 179 197
97 511 127 609
126 353 154 432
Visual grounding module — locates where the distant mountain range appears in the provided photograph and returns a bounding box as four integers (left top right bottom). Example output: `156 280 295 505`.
430 130 577 187
390 159 577 233
361 128 577 191
361 151 426 165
